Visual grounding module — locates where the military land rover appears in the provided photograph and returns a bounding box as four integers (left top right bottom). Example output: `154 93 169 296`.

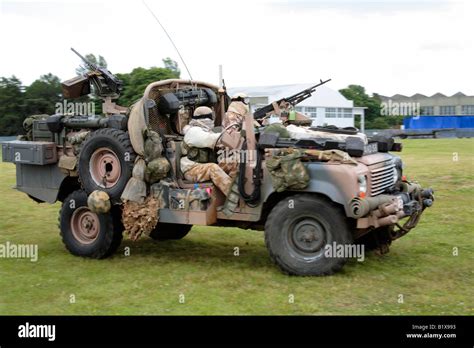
1 50 434 275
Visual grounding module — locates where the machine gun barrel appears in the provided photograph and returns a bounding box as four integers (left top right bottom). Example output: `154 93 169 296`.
254 78 331 119
71 47 98 71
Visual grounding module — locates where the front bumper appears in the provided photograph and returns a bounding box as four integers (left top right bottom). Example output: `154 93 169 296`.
348 182 434 238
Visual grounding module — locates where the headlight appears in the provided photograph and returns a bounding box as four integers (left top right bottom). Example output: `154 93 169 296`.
393 168 399 184
358 175 367 193
393 158 403 184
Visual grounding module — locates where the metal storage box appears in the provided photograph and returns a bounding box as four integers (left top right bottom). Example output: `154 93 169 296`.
2 140 58 165
32 120 54 142
61 75 91 98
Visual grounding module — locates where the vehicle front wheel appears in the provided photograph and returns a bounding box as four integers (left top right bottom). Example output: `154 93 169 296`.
265 194 353 276
59 190 123 258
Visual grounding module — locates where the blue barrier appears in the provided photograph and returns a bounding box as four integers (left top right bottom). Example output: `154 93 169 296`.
404 116 474 129
365 128 474 138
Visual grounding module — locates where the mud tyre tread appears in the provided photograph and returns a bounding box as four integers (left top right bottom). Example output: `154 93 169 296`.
59 190 123 259
264 194 353 276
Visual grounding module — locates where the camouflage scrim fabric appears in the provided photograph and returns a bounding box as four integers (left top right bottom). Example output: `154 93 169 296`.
266 149 310 192
122 196 160 241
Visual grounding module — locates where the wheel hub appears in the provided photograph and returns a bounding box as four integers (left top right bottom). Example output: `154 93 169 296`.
89 147 121 188
71 207 100 244
291 219 326 253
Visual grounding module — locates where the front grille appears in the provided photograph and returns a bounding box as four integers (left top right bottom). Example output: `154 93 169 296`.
369 160 396 196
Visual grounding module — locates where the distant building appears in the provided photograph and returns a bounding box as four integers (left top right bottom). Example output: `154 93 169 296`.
379 92 474 116
228 84 365 128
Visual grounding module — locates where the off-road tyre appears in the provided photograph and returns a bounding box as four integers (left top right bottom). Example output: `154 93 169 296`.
78 128 135 202
265 194 353 276
149 223 192 241
59 190 123 258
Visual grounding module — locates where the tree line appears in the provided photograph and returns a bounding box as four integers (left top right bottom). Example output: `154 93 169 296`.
339 85 404 129
0 54 400 135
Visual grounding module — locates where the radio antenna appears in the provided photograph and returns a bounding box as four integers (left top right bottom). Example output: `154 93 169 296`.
142 0 194 82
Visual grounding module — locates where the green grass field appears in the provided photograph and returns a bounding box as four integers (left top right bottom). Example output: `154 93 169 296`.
0 138 473 315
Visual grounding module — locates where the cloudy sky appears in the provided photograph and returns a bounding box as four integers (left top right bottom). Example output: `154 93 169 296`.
0 0 472 96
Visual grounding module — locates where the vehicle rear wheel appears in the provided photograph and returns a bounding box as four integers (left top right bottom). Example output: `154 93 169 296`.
78 128 135 202
265 194 353 276
149 223 192 241
59 190 123 258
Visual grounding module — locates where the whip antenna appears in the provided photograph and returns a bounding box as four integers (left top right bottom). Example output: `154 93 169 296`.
142 0 194 81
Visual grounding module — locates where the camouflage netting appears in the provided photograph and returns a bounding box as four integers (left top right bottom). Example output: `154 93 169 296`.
122 196 160 241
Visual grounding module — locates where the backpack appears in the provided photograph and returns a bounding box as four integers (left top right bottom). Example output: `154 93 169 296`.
266 149 310 192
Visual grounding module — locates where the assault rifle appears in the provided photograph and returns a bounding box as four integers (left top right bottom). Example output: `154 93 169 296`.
253 78 331 119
